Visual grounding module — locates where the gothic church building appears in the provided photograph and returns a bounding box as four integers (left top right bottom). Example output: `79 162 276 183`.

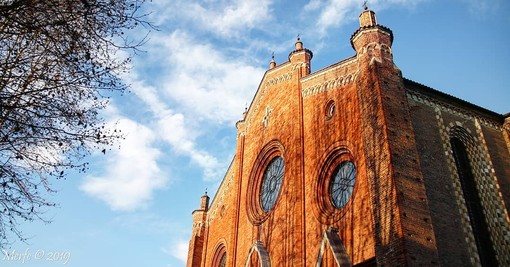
187 8 510 267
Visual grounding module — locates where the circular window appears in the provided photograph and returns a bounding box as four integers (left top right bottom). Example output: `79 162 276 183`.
312 142 357 224
260 156 284 212
329 161 356 209
246 140 285 225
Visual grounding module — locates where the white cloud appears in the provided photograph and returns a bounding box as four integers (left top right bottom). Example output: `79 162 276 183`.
162 240 189 264
154 30 264 124
81 118 167 211
202 0 272 37
150 0 273 38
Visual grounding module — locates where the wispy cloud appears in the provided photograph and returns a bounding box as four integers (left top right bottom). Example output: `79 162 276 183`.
309 0 358 36
460 0 504 16
128 74 227 181
81 118 167 211
190 0 273 37
153 30 265 124
302 0 427 36
111 213 191 263
162 239 189 264
156 111 223 180
149 0 273 38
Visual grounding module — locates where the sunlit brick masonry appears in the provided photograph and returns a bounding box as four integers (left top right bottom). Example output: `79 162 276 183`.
186 7 510 267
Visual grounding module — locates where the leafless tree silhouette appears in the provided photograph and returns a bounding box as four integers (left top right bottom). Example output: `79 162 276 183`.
0 0 153 247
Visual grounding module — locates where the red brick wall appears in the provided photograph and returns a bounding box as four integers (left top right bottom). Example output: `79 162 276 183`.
483 124 510 212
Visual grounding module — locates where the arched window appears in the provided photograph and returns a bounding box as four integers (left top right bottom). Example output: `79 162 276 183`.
218 253 227 267
212 243 227 267
450 136 498 267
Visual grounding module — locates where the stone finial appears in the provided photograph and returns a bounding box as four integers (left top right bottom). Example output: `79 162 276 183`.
295 34 303 50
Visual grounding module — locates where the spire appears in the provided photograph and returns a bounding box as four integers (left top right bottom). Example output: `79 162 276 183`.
269 52 276 69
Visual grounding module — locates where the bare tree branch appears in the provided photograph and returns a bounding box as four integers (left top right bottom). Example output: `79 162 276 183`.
0 0 154 247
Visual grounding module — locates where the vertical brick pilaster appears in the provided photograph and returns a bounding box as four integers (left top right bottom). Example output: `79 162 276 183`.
356 58 440 266
356 62 406 267
351 8 440 265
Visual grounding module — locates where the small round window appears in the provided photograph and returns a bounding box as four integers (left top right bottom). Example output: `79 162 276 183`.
325 100 335 120
260 156 284 212
329 161 356 209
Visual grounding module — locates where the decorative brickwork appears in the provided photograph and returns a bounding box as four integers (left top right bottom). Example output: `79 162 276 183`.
435 111 480 266
434 111 510 266
407 90 502 130
302 71 358 97
407 89 510 266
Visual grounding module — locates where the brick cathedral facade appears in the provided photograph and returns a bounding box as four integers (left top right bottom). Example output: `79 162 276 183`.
186 8 510 267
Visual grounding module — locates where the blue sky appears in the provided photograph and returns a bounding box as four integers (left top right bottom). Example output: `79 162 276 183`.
2 0 509 266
